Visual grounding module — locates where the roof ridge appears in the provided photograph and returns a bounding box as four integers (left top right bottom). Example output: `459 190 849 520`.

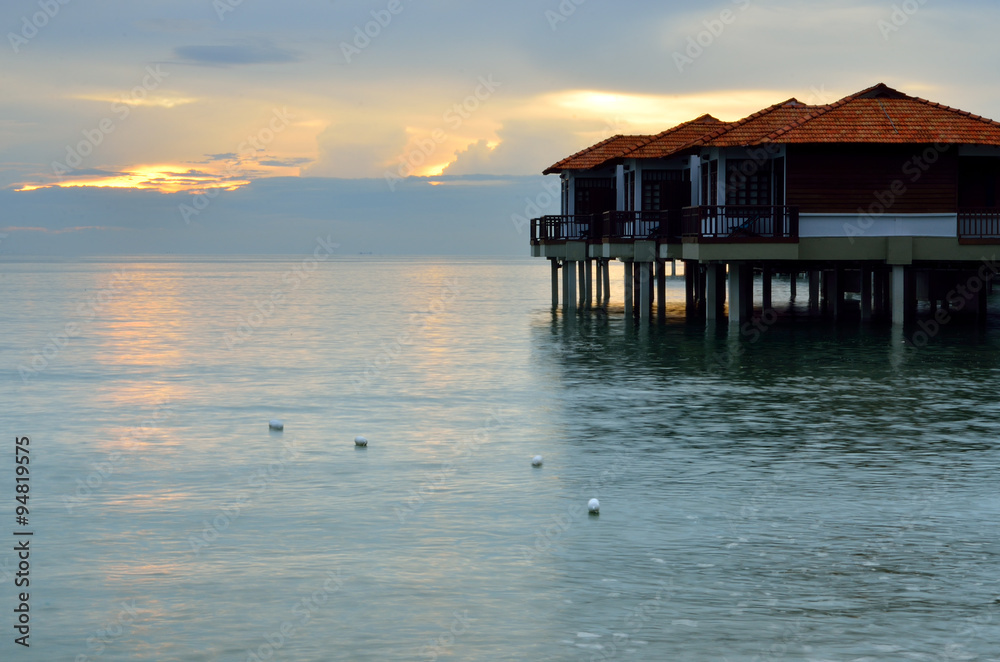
616 114 722 159
543 133 647 174
678 98 805 149
764 83 912 141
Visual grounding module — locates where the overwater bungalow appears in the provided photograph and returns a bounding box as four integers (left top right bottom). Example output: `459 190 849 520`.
531 83 1000 326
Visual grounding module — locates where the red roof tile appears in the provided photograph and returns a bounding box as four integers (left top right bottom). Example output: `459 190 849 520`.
543 134 652 175
615 114 726 160
542 84 1000 175
692 100 821 148
764 83 1000 145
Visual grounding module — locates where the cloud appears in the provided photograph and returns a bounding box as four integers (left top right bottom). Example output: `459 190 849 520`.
443 119 597 176
173 42 302 66
259 158 312 168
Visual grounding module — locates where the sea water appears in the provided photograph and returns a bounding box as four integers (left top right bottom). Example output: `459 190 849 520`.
1 256 999 661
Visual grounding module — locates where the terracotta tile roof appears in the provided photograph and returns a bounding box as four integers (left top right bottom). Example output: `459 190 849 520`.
543 134 652 175
691 100 821 148
542 84 1000 175
764 83 1000 145
615 114 727 160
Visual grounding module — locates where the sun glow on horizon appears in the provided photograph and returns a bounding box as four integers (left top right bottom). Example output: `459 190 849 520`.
13 160 305 193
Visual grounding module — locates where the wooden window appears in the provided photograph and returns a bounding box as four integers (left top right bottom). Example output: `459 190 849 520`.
700 160 719 205
642 170 687 211
726 159 771 205
574 177 617 216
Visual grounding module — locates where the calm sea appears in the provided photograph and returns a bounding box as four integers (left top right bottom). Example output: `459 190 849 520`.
2 255 999 661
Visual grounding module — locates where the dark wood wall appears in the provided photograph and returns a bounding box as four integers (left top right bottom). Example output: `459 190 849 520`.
785 144 959 213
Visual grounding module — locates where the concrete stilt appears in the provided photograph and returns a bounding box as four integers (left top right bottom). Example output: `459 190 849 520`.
861 265 873 322
809 270 820 315
562 260 577 314
595 259 603 304
671 259 677 277
892 265 906 326
762 267 772 311
639 262 652 325
550 258 559 308
685 260 697 315
728 262 747 326
578 261 586 307
584 259 594 309
656 260 667 319
624 261 634 319
706 263 725 321
603 260 611 304
789 272 797 301
832 266 843 320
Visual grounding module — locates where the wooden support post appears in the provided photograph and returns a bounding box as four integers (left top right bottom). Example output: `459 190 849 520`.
789 272 797 301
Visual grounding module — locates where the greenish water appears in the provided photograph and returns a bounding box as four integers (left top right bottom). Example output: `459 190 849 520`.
2 256 999 660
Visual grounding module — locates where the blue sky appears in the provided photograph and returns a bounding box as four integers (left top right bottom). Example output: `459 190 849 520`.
1 0 997 254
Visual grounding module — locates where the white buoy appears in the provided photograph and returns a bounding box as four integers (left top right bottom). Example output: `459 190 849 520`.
588 498 600 514
531 455 543 467
355 435 368 447
269 419 284 431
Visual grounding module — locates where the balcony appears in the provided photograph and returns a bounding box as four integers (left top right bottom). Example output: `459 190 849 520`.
682 205 799 243
530 215 596 245
958 208 1000 244
530 211 682 245
602 210 681 243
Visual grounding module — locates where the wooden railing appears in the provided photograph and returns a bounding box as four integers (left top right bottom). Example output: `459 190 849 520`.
530 215 596 244
958 208 1000 243
682 205 799 242
601 210 682 243
530 211 685 245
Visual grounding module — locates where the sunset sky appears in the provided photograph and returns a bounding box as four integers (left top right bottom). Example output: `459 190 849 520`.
2 0 998 254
